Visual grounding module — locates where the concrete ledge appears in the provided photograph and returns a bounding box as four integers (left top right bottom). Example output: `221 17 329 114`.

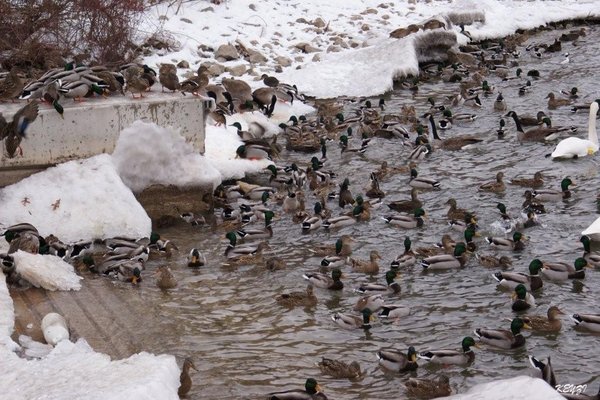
0 87 212 186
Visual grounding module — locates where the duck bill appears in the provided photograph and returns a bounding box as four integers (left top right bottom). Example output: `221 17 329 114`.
316 384 323 392
523 322 532 330
473 343 481 349
131 276 139 285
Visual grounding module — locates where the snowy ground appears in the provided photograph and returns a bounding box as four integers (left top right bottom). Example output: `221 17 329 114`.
1 0 600 399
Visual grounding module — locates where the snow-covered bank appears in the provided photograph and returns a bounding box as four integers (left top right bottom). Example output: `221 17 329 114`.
441 376 564 400
12 251 82 291
0 337 181 400
0 154 151 243
142 0 600 98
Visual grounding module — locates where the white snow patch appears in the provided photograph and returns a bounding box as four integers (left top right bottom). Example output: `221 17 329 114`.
0 154 151 243
112 120 222 192
12 251 82 291
441 376 564 400
0 275 16 350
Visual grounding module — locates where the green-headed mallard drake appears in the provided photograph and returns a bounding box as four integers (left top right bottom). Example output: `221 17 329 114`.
511 283 535 311
474 317 530 349
110 261 143 285
155 265 177 289
311 235 354 257
59 80 105 101
187 248 206 268
376 346 418 372
332 308 373 330
303 268 343 290
547 92 572 109
494 92 507 112
485 231 526 251
0 66 24 101
382 208 426 229
317 358 362 380
224 231 269 261
301 202 323 232
421 242 468 270
493 258 543 291
355 270 400 294
351 250 381 275
267 378 327 400
580 235 600 268
505 111 572 142
479 172 505 193
178 358 196 397
158 63 180 92
540 257 588 281
409 166 440 189
425 113 482 150
391 236 416 269
320 255 348 268
378 304 410 319
522 306 564 333
571 313 600 333
236 144 271 161
387 188 422 213
0 100 40 158
405 375 451 399
528 356 556 388
532 177 574 202
236 210 274 240
509 172 544 188
276 284 318 308
353 294 385 312
418 336 477 366
476 253 512 268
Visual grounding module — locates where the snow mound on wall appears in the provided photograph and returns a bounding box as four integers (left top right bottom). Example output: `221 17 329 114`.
13 251 82 291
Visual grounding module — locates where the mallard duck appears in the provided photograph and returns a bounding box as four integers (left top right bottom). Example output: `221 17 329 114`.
571 313 600 333
391 236 417 269
372 161 408 181
351 250 382 275
332 308 373 330
337 178 354 208
124 66 151 98
303 268 343 290
7 231 40 254
418 336 477 366
414 235 454 258
547 92 572 109
178 358 196 397
474 317 530 349
321 214 355 230
421 242 468 270
509 172 544 188
485 231 525 251
317 358 362 380
311 235 354 257
267 378 327 400
476 253 512 268
551 101 599 159
365 174 385 199
522 306 564 333
382 208 426 229
479 172 505 193
58 79 105 101
580 235 600 268
187 248 206 267
378 304 410 319
532 177 574 201
511 284 535 311
517 111 547 126
446 198 471 220
108 261 143 284
405 375 451 399
180 67 209 96
0 66 24 101
0 100 40 158
237 211 274 240
276 284 318 308
353 293 385 313
493 258 543 291
224 232 269 260
320 255 348 268
528 356 556 387
155 265 177 289
540 257 588 281
387 188 422 213
425 113 482 150
522 190 546 214
505 111 572 142
376 346 418 372
355 270 400 294
409 167 440 189
158 63 179 92
494 92 507 111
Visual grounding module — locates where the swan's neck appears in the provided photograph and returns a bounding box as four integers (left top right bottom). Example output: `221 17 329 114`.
588 104 599 146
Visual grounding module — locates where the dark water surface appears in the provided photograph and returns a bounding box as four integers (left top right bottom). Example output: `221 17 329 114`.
137 24 600 399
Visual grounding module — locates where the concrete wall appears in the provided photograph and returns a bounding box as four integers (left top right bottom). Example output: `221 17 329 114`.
0 89 212 186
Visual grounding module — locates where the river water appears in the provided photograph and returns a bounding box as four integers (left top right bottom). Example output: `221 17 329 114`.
127 24 599 399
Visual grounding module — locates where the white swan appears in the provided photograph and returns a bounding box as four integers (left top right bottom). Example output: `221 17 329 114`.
551 101 599 159
582 216 600 242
